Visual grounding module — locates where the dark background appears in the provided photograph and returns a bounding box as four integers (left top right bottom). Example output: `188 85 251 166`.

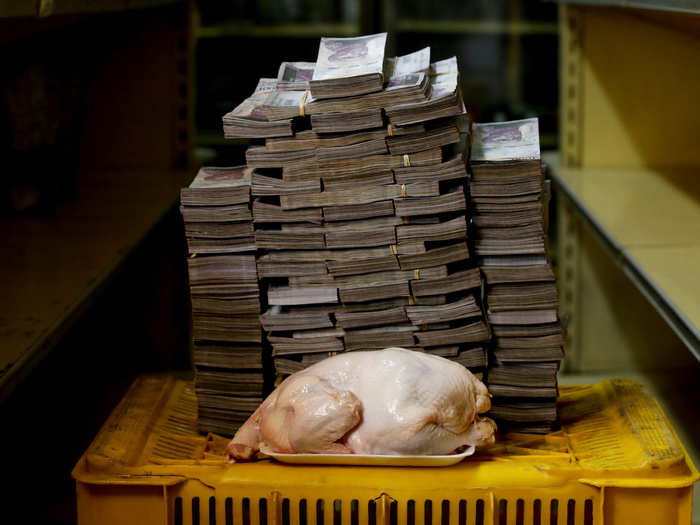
194 0 558 166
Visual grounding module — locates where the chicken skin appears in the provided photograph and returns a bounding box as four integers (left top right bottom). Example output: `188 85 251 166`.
227 347 495 460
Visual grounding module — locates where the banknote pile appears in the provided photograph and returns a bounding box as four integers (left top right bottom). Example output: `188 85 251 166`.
182 33 563 436
469 118 563 433
225 33 488 383
181 167 264 435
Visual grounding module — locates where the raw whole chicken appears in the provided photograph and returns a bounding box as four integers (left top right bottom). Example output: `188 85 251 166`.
227 347 496 460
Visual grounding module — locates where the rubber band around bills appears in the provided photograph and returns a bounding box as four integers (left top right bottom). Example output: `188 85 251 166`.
299 90 309 116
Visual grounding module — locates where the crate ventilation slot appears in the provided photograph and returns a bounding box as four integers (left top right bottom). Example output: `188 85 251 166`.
174 496 594 525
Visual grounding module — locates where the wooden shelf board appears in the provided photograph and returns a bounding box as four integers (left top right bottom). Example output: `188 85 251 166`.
196 22 359 39
0 168 192 403
545 151 700 358
394 19 558 35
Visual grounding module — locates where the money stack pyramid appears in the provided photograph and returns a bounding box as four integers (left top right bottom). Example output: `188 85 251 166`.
220 33 490 380
468 119 563 433
180 167 264 435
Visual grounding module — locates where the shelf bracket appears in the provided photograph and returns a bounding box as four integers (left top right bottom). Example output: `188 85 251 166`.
560 5 584 168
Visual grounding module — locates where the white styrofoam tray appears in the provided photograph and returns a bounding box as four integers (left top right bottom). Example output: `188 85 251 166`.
267 446 475 467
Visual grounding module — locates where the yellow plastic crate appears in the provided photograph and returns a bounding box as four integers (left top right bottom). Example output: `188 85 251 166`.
72 376 698 525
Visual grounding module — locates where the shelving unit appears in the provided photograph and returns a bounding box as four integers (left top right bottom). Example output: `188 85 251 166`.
0 2 194 402
553 5 700 519
0 6 195 523
392 19 558 35
546 153 700 358
557 0 700 13
0 0 179 18
554 2 700 367
196 22 360 39
0 168 190 402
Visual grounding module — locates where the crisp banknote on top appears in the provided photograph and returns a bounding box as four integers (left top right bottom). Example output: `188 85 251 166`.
471 118 541 161
312 33 388 81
